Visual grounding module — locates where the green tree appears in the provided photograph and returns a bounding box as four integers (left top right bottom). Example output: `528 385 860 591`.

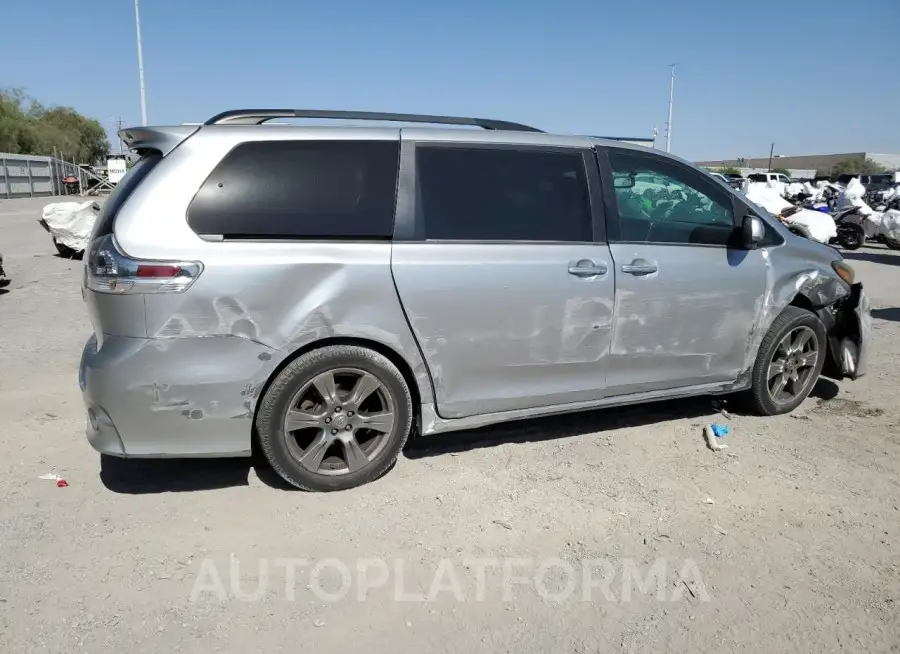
830 157 889 177
720 166 741 176
0 88 110 163
770 167 791 176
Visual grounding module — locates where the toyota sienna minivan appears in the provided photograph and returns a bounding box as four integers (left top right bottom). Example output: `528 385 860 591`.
79 108 871 491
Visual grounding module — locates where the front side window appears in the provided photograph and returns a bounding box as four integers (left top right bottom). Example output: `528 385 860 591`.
415 146 593 242
608 149 735 246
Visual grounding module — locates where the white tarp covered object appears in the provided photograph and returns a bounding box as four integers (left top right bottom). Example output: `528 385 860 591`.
744 181 792 214
878 210 900 240
838 177 873 215
880 184 900 203
834 178 900 240
41 201 98 252
853 209 900 240
743 182 836 243
783 208 838 243
784 182 806 197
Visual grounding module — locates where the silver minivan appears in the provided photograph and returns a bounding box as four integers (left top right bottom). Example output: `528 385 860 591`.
79 109 871 491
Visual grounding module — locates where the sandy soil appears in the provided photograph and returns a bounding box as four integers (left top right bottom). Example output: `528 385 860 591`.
1 196 898 653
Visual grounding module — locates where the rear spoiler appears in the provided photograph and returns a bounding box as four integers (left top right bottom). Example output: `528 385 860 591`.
119 125 201 157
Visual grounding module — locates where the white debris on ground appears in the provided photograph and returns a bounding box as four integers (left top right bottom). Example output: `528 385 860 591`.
41 201 98 252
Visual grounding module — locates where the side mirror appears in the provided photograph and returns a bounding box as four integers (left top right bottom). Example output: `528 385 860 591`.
742 215 764 249
613 172 636 189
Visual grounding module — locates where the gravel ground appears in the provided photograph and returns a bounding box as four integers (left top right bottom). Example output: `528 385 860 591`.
1 196 899 653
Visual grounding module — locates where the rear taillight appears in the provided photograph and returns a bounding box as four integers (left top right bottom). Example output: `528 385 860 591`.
85 234 202 294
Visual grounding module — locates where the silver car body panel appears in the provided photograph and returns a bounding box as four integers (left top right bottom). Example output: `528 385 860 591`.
604 243 766 395
79 123 870 456
392 242 615 418
83 127 433 457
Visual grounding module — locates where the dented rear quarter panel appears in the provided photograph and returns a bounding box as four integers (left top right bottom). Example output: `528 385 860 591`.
86 126 433 455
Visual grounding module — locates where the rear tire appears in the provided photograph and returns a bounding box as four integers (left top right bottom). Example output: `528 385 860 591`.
884 237 900 250
256 345 413 491
837 223 865 250
748 306 826 416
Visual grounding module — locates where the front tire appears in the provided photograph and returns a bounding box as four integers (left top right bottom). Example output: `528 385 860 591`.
884 237 900 250
748 306 826 416
256 345 413 491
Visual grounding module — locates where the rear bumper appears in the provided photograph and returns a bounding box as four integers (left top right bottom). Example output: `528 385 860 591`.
79 333 281 457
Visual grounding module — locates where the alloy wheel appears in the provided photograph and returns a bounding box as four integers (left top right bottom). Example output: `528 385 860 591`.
282 368 395 476
767 326 818 405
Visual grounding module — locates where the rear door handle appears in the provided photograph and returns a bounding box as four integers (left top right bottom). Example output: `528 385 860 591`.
568 259 608 277
621 259 658 275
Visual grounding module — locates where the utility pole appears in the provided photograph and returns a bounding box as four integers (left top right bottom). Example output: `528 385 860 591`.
768 143 775 171
665 64 676 153
134 0 148 125
116 117 125 155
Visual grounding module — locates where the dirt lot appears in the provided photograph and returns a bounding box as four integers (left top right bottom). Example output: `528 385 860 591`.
1 196 899 652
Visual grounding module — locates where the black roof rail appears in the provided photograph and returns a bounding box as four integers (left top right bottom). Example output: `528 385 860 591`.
203 109 543 132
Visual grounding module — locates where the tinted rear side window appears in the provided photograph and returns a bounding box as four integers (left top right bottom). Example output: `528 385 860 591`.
416 146 592 242
92 153 162 238
188 140 399 239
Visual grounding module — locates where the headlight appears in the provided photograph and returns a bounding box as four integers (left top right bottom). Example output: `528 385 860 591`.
832 260 855 285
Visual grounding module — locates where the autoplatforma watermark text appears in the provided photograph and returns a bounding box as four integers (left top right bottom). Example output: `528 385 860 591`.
190 555 710 603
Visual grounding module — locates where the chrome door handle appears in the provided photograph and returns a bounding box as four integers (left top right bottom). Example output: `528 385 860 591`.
568 259 608 277
621 259 658 275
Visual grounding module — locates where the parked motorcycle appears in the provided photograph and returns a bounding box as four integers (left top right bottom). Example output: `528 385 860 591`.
829 207 867 250
829 205 900 251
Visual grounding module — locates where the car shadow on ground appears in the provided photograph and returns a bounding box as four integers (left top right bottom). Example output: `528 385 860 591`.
99 380 843 493
406 395 722 459
842 250 899 266
871 308 900 323
408 378 843 459
100 455 251 494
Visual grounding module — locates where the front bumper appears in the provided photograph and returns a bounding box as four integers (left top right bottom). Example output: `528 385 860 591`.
79 333 281 458
819 282 870 380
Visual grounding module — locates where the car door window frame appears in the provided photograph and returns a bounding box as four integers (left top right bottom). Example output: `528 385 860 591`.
393 141 607 244
595 146 743 248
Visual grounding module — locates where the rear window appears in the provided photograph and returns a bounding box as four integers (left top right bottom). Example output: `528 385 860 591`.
91 153 162 238
187 140 399 239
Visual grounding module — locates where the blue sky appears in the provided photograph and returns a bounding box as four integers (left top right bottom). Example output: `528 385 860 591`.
4 0 898 161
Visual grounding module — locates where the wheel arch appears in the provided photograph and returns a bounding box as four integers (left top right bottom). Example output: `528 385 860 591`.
788 292 846 380
252 337 426 440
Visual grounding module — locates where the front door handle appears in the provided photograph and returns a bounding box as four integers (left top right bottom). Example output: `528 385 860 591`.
621 259 658 275
568 259 608 277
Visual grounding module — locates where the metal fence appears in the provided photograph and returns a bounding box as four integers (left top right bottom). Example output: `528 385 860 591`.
0 152 91 199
